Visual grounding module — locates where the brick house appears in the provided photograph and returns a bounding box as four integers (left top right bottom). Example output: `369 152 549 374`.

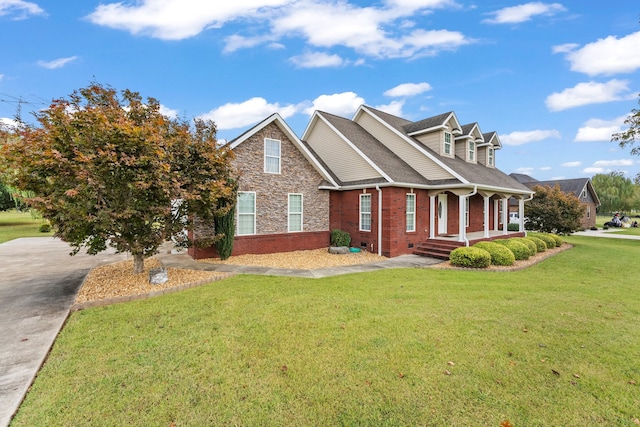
509 174 601 229
190 106 533 259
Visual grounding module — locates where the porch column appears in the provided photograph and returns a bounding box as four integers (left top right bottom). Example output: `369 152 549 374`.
502 198 509 235
493 199 499 231
429 194 436 239
458 194 466 243
483 195 490 238
519 198 525 234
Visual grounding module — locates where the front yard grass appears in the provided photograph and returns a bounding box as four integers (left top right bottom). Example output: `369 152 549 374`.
0 210 52 243
11 235 640 426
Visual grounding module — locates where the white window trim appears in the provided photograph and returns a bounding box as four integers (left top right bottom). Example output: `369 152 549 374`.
443 131 452 156
360 193 372 232
264 138 281 174
488 147 494 167
468 140 475 162
288 193 303 232
237 191 256 235
406 193 416 232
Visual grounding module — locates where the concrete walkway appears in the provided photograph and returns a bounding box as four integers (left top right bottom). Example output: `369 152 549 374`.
0 238 127 427
571 228 640 240
157 250 443 278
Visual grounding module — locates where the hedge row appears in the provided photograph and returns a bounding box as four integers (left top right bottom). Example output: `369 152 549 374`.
449 233 563 268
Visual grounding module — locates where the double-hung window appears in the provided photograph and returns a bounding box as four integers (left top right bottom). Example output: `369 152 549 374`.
488 148 494 167
360 194 371 231
288 194 303 232
468 141 475 161
264 138 281 174
443 132 452 155
406 193 416 232
237 192 256 235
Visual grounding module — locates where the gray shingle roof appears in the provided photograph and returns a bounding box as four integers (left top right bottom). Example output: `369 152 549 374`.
317 111 430 185
365 107 531 193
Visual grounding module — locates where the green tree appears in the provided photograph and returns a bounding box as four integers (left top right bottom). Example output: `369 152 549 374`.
612 93 640 181
524 185 583 234
591 171 636 214
0 83 237 274
0 182 14 211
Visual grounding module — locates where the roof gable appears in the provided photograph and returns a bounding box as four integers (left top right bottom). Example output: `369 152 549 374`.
229 113 338 187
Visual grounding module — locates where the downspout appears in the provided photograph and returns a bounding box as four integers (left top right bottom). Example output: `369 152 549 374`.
376 185 382 256
522 192 534 236
460 185 478 246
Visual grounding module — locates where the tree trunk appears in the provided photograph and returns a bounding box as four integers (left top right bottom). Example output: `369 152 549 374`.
133 253 145 274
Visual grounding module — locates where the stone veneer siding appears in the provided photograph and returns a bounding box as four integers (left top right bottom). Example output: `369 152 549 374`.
190 122 330 259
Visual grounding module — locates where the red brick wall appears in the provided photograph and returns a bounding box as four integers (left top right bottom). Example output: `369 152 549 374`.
329 187 432 258
189 231 330 259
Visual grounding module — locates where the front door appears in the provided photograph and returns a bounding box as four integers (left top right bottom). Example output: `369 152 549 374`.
438 194 448 234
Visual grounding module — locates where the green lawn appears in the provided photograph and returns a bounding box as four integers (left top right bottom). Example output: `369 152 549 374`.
11 235 640 426
596 214 640 236
0 210 53 243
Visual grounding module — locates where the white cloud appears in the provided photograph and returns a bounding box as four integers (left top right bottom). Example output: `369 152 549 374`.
500 129 561 146
0 117 19 128
482 2 565 24
159 104 179 118
199 97 300 130
37 56 78 69
303 92 365 117
561 161 581 167
545 79 632 112
0 73 4 81
374 100 405 116
552 43 578 54
0 0 44 19
592 159 634 167
384 82 432 97
87 0 295 40
514 167 535 175
582 167 604 174
559 31 640 76
88 0 472 59
574 115 627 142
289 52 345 68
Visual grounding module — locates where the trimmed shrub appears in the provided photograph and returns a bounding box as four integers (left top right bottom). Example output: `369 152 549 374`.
524 236 547 253
39 223 51 233
507 223 520 232
511 238 538 256
536 233 559 249
548 233 563 247
330 229 351 247
494 239 530 260
473 241 515 266
449 247 491 268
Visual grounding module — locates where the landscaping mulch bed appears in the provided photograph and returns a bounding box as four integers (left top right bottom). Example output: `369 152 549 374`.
75 258 226 305
199 247 387 270
430 243 571 271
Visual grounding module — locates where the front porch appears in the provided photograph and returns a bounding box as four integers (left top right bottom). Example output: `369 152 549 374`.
413 230 526 259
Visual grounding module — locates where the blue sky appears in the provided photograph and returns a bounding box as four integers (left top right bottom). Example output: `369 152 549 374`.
1 0 639 181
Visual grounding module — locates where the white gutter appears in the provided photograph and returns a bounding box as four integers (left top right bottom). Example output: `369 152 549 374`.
321 181 532 196
376 185 382 256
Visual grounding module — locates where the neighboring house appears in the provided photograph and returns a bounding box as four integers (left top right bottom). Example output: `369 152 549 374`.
509 174 601 229
190 106 533 259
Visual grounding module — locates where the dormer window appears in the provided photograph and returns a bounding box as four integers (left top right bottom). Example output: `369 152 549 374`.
488 147 494 167
444 132 452 155
468 140 475 161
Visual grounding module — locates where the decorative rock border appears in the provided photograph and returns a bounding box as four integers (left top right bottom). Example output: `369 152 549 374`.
70 272 235 311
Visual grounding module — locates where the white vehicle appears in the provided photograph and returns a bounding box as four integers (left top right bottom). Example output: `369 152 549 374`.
509 212 519 224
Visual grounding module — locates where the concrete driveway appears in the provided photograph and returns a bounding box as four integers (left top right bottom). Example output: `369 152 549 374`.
0 237 127 427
